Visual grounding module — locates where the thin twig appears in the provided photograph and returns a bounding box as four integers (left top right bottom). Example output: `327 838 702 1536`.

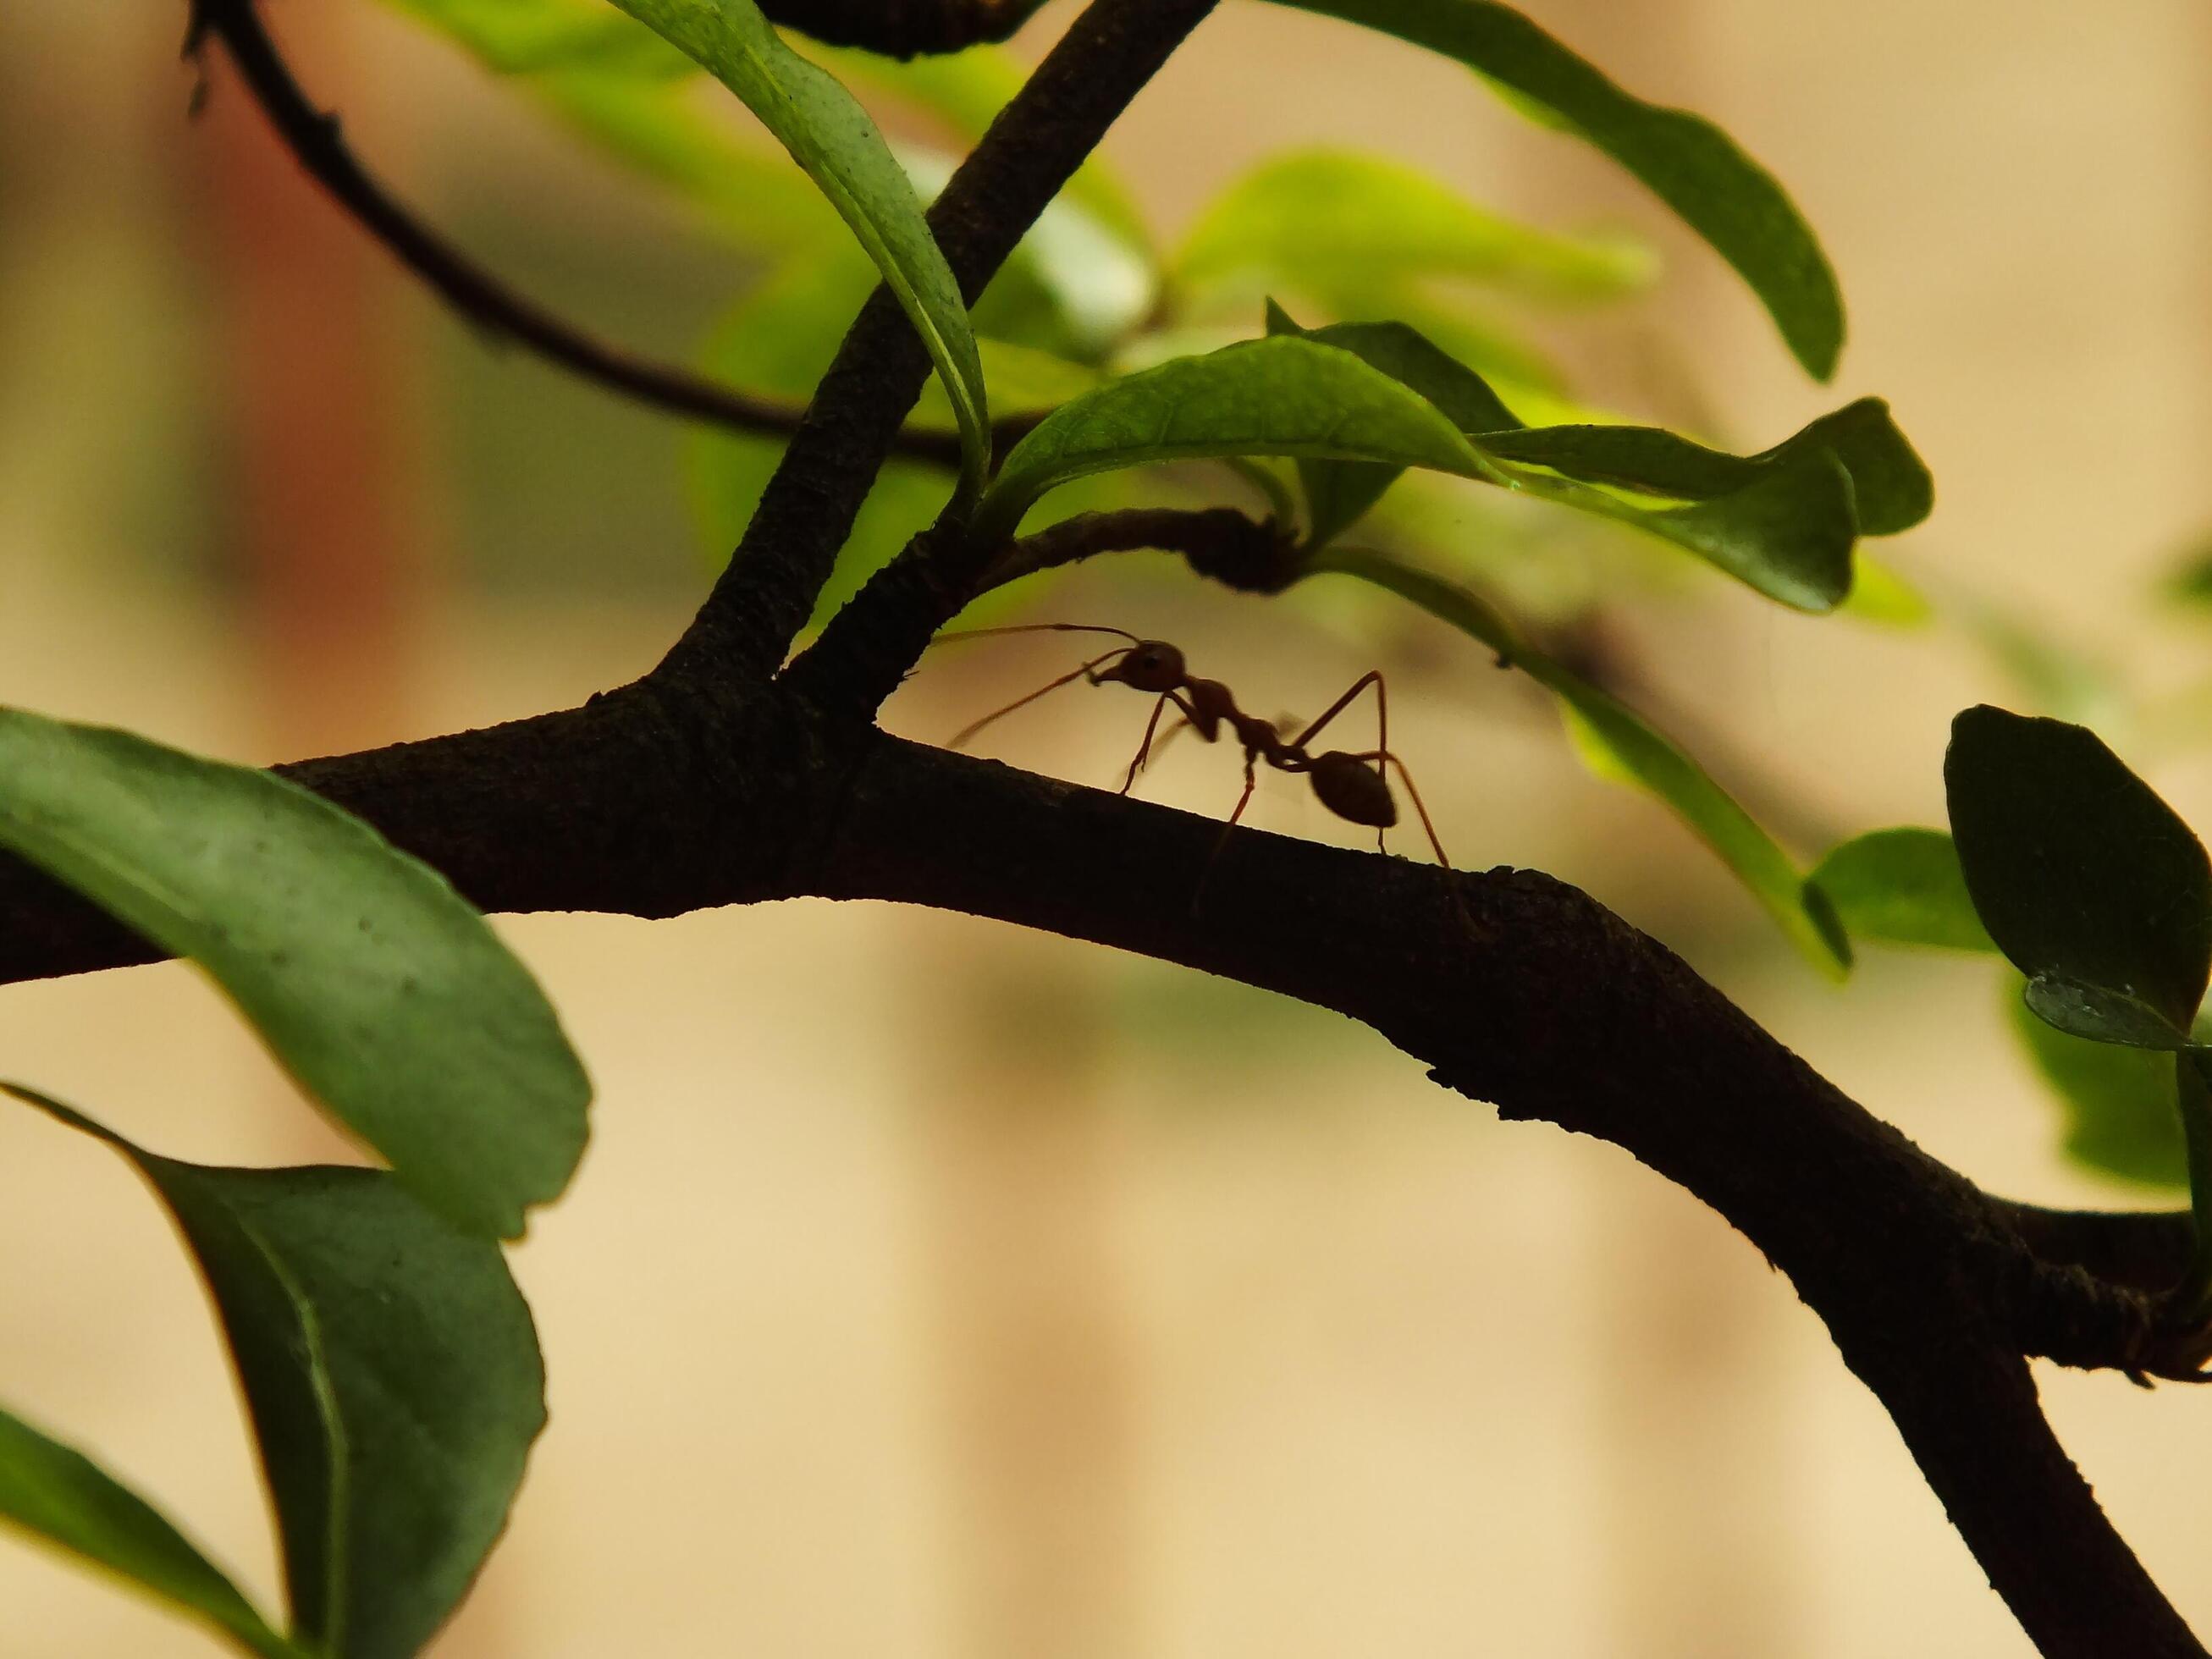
758 0 1047 58
185 0 979 468
657 0 1223 689
978 506 1294 594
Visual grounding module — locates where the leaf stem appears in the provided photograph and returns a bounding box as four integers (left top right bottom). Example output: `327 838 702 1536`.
185 0 989 467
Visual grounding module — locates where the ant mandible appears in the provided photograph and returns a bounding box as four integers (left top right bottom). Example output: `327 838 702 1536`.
935 623 1450 883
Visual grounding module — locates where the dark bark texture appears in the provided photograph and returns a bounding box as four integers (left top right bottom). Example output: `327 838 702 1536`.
41 2 2204 1653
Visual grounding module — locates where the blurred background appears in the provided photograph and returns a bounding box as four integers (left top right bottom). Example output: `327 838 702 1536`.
3 1 2212 1653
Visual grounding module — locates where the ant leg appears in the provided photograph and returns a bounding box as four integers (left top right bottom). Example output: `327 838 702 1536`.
1120 693 1173 794
950 648 1126 749
1287 670 1383 751
1141 714 1194 772
1290 670 1391 850
1192 752 1260 916
1346 749 1450 871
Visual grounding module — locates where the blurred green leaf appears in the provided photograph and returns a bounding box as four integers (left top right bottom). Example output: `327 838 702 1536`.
1274 0 1845 378
0 708 589 1239
1808 828 1994 953
2006 991 2188 1191
910 339 1099 433
1946 705 2212 1044
378 0 695 74
692 255 1126 625
893 150 1153 361
1316 548 1849 973
0 1404 299 1659
2158 530 2212 610
975 336 1493 544
689 253 953 623
9 1088 546 1659
375 0 848 260
1837 553 1933 627
1176 148 1654 305
529 68 843 253
1268 306 1862 609
605 0 990 494
807 41 1150 254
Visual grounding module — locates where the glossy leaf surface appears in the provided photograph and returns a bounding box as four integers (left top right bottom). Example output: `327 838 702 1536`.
1946 706 2212 1041
0 1404 298 1659
10 1088 546 1659
976 337 1492 544
605 0 990 493
1178 148 1653 303
1270 307 1863 609
1807 828 1994 953
1316 548 1849 973
1275 0 1845 377
0 708 588 1238
1481 397 1931 536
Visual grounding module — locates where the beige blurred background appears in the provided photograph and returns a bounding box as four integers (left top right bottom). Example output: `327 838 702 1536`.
4 1 2212 1654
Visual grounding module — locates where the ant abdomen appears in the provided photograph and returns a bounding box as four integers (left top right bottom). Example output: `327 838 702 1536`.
1307 752 1397 829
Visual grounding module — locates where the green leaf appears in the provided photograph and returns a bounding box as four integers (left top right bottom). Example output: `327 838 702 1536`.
1946 705 2212 1041
2017 978 2199 1052
1176 148 1654 304
1515 453 1856 612
1479 397 1931 536
1273 0 1845 378
689 253 958 624
2006 990 2187 1191
2161 534 2212 611
374 0 858 260
805 41 1150 256
377 0 698 74
1837 553 1933 627
1315 548 1850 973
9 1089 546 1659
910 337 1099 433
604 0 990 496
1268 306 1862 609
1262 301 1516 546
893 149 1153 362
527 66 846 256
0 708 590 1239
1807 828 1994 953
0 1404 299 1659
974 336 1494 545
691 254 1125 626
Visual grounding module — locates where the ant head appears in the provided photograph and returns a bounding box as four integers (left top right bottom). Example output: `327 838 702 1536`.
1100 640 1185 694
1306 752 1398 830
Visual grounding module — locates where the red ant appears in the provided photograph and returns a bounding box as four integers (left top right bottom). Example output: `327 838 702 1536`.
937 624 1450 885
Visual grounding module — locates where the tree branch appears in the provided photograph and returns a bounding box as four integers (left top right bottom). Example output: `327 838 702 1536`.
653 0 1222 689
184 0 982 468
1998 1201 2195 1295
976 505 1296 594
0 680 2201 1651
758 0 1046 58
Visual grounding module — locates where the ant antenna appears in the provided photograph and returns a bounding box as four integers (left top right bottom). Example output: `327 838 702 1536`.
934 623 1143 648
949 648 1130 749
